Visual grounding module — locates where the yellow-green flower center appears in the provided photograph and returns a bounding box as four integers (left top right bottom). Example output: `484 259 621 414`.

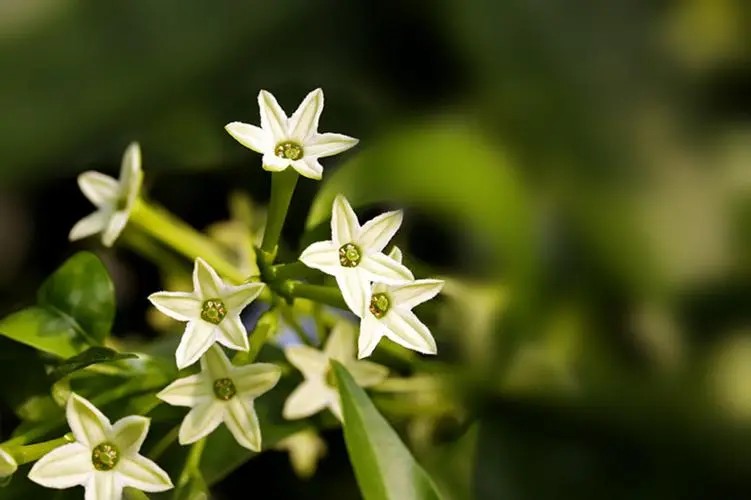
369 293 390 319
91 442 120 472
274 142 304 160
213 377 237 401
338 243 361 268
201 298 227 324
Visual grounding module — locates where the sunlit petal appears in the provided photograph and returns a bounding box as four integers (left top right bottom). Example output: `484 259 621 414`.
357 314 385 359
225 399 262 451
359 253 413 284
224 122 271 154
234 363 281 398
357 210 403 253
78 171 119 207
331 194 360 245
382 310 437 355
175 321 217 370
178 402 223 445
389 279 445 310
282 381 330 420
199 344 233 381
147 291 199 322
117 454 173 493
335 269 369 317
284 345 327 377
157 373 211 407
69 210 109 242
288 88 324 142
222 282 265 311
67 393 110 448
101 210 129 247
84 471 117 500
192 258 222 299
324 321 356 362
258 90 288 140
292 157 323 180
218 316 250 352
305 133 358 158
28 442 90 489
111 416 150 455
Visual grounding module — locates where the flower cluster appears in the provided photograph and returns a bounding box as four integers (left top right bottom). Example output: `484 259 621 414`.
16 88 444 498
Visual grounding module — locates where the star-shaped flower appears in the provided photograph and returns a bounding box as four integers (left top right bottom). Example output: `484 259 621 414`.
283 321 388 421
148 257 265 369
224 88 358 180
0 447 16 478
299 194 414 316
28 393 172 500
69 142 143 247
157 345 281 451
358 247 443 358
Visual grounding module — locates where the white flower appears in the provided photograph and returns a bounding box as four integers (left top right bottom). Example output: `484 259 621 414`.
0 447 17 478
69 142 143 247
283 321 388 421
299 194 414 316
148 257 265 369
157 345 281 451
358 246 443 358
274 430 327 480
28 393 172 500
224 88 358 180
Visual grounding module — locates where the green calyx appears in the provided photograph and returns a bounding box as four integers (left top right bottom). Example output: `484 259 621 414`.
213 377 237 401
275 141 304 161
369 293 390 319
338 243 362 268
91 442 120 472
323 363 337 389
201 298 227 324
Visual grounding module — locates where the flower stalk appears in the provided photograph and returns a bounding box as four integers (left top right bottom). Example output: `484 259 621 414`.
260 169 299 257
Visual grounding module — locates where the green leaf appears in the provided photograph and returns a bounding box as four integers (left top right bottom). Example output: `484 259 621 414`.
37 251 115 346
332 361 443 500
48 347 139 381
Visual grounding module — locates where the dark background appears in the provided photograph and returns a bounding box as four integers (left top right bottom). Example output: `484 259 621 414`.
0 0 750 499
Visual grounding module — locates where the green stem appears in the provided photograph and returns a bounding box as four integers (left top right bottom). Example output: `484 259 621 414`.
286 283 348 310
148 425 179 461
271 261 319 281
233 309 279 365
177 438 206 488
260 170 299 257
130 199 247 285
10 433 74 465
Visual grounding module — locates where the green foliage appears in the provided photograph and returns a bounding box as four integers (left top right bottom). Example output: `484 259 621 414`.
48 347 139 382
332 361 443 500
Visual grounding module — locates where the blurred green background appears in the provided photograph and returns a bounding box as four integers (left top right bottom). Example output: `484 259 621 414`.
0 0 750 499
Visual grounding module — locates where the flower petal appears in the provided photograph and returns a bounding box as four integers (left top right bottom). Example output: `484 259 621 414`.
348 361 389 387
157 373 211 407
222 282 265 312
284 345 327 377
119 142 142 208
78 171 119 207
282 381 330 420
117 454 173 492
224 122 271 154
357 210 403 253
69 210 109 242
262 153 290 171
28 442 90 489
0 447 16 477
327 394 344 422
288 88 324 142
359 253 414 284
258 90 288 140
324 321 356 362
192 258 222 299
84 470 117 500
111 416 150 455
175 321 217 370
388 245 403 263
234 363 281 398
217 316 250 352
299 240 339 275
331 194 360 245
389 279 445 310
200 344 233 380
178 402 224 445
147 291 199 322
382 310 437 355
101 210 129 247
224 399 262 451
357 314 385 359
336 269 369 317
67 393 110 448
291 158 323 180
305 133 359 158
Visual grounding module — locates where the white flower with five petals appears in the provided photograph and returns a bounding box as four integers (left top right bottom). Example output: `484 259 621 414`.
358 247 443 358
283 321 388 421
225 89 358 180
148 258 265 369
299 194 414 316
69 142 143 247
28 393 172 500
157 345 281 451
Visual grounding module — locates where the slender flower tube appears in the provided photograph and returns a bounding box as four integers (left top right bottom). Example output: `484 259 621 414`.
299 194 414 316
69 142 143 247
148 257 265 369
28 394 172 500
283 321 388 421
225 88 358 180
157 345 281 451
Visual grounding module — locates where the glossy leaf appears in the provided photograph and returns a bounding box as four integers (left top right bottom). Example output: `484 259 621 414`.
332 361 443 500
48 347 139 381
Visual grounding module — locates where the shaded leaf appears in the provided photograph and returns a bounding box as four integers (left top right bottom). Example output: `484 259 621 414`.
49 347 139 381
332 360 443 500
